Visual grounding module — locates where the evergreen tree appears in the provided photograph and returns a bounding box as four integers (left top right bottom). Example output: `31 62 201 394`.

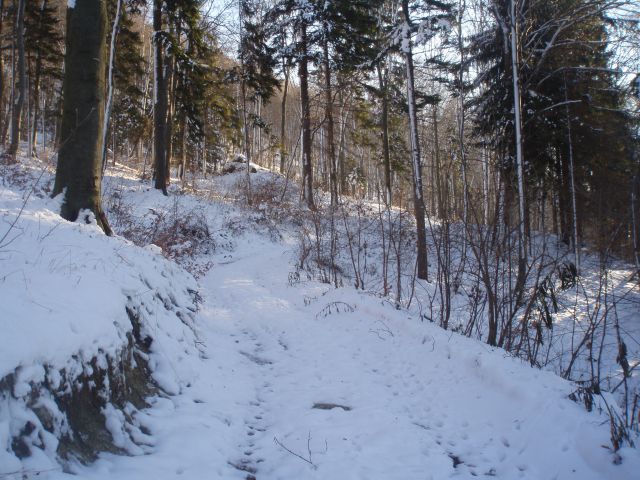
110 1 146 161
237 0 279 201
267 0 383 208
7 0 26 160
201 39 241 172
469 0 637 252
24 0 63 154
152 0 210 192
319 0 382 205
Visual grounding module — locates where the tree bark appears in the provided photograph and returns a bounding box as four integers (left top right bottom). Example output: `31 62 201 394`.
377 63 392 207
322 23 338 206
7 0 26 160
401 0 428 280
165 26 178 184
433 106 443 219
101 0 122 171
0 0 5 144
153 0 168 194
509 0 527 262
52 0 111 234
299 20 314 210
279 57 290 174
30 0 44 156
564 84 580 272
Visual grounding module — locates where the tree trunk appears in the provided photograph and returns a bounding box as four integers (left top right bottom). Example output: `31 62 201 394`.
52 0 111 234
152 0 168 194
31 31 42 155
31 0 50 156
165 41 176 184
0 0 5 144
299 20 314 210
632 174 640 278
101 0 122 171
564 77 580 273
322 24 338 206
482 141 489 224
509 0 527 262
456 0 468 265
7 0 26 160
555 145 569 243
402 0 428 280
433 106 443 219
279 57 290 174
238 2 252 203
337 83 347 194
377 63 392 206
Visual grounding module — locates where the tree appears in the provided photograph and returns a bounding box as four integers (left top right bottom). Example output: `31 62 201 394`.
7 0 26 160
267 0 382 208
25 0 63 156
152 0 168 194
398 0 452 280
266 0 317 209
238 0 279 203
400 0 428 280
101 0 123 169
469 0 637 255
109 2 147 164
151 0 211 193
320 0 381 206
299 12 314 209
0 0 6 144
52 0 111 234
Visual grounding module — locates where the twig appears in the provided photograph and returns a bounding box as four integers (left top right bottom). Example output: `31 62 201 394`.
0 466 61 479
273 434 317 468
0 162 49 249
369 319 394 340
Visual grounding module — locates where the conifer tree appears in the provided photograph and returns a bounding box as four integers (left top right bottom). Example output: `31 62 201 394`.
7 0 26 160
110 1 146 161
319 0 381 205
267 0 382 208
25 0 63 155
469 0 637 252
152 0 210 193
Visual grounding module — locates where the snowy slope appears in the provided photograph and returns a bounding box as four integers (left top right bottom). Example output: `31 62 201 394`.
43 233 639 480
0 157 202 475
1 155 639 479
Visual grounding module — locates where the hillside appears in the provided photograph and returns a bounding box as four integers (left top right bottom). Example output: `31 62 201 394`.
0 153 639 479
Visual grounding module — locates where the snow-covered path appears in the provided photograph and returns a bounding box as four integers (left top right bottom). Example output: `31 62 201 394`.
58 236 637 480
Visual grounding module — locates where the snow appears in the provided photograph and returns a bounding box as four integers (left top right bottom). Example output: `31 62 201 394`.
1 152 639 479
0 171 197 382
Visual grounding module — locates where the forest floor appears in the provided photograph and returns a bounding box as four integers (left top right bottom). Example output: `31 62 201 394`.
1 153 639 479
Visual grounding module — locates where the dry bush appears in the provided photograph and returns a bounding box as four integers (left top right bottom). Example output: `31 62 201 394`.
105 191 216 277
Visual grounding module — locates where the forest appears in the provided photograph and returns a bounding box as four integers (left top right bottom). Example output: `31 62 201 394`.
0 0 639 478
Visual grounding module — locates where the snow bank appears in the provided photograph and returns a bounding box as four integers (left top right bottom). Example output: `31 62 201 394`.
0 158 202 474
